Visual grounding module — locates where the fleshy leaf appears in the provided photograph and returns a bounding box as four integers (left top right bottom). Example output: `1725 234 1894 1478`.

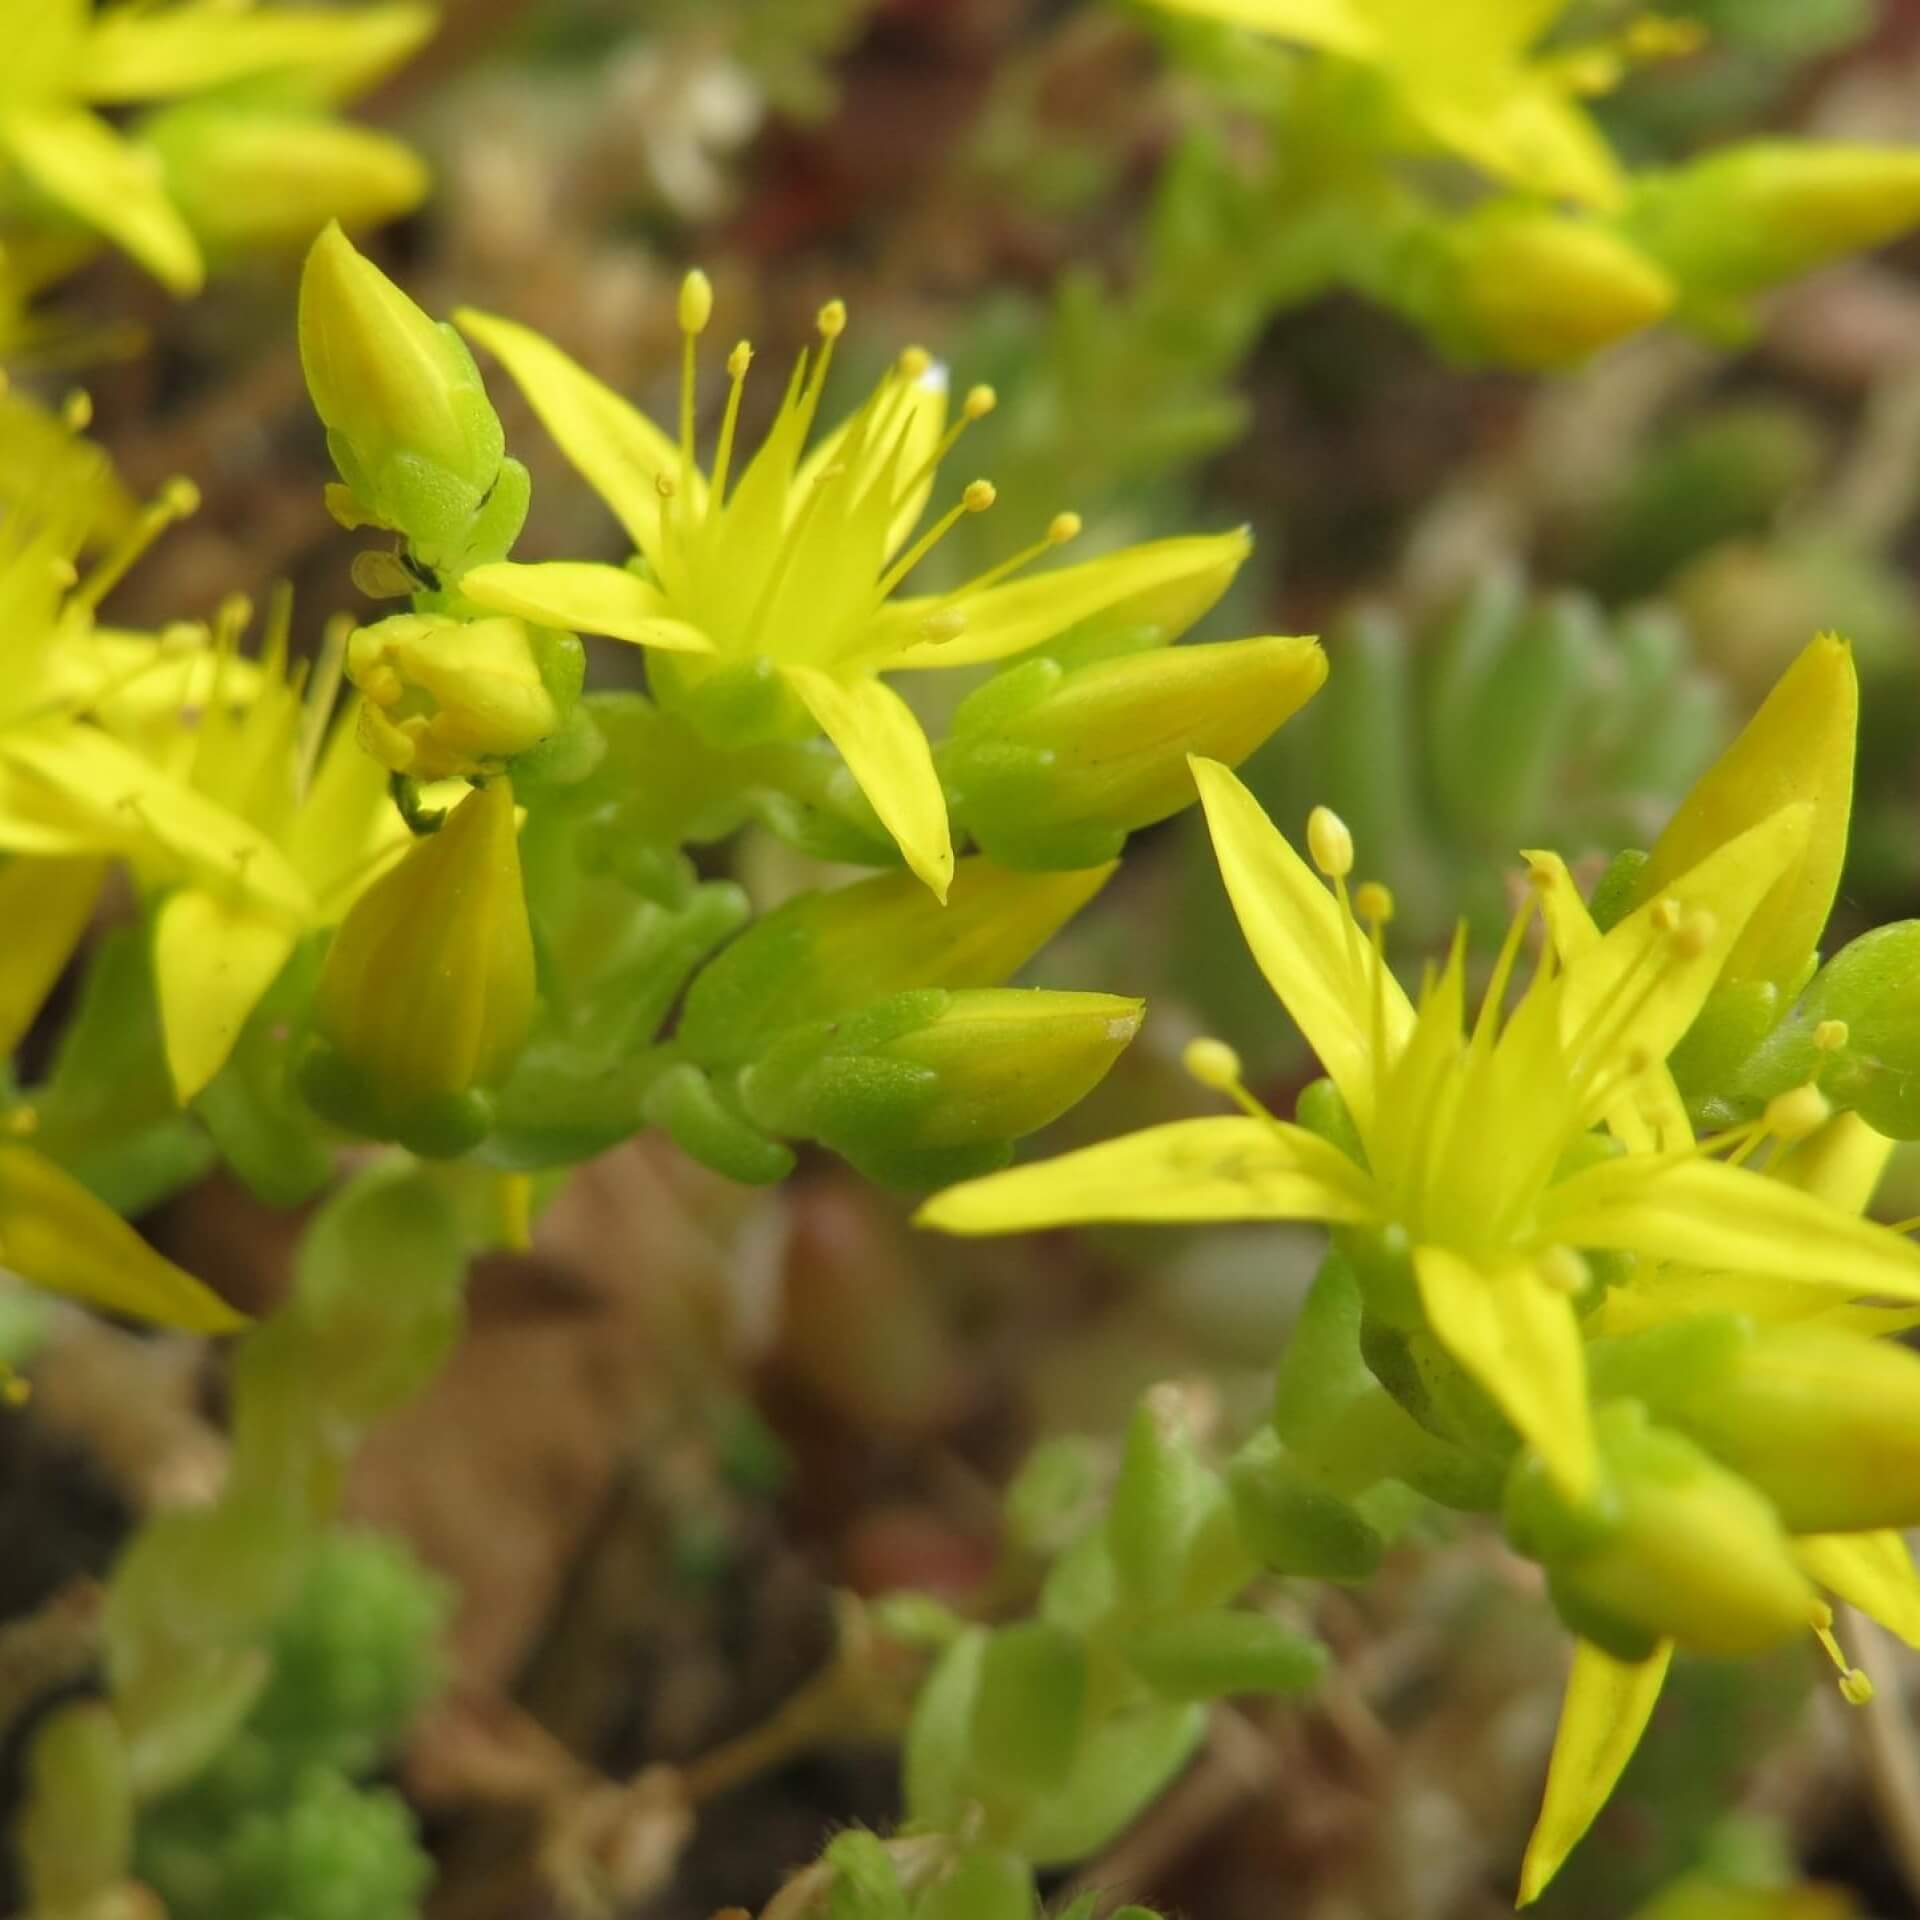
1518 1638 1673 1905
917 1115 1374 1235
782 666 953 901
1193 755 1413 1133
1414 1246 1595 1500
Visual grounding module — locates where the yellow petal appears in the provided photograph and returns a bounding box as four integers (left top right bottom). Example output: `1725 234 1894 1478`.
1134 0 1379 56
82 3 434 104
799 366 948 557
1771 1110 1894 1217
0 857 104 1056
1193 756 1413 1135
1797 1532 1920 1649
4 111 202 294
1525 848 1688 1152
1553 802 1811 1105
0 1145 243 1332
917 1114 1375 1235
1412 80 1626 211
1 724 310 922
455 308 694 563
782 666 954 901
1631 634 1855 994
285 698 410 918
1543 1152 1920 1301
1414 1246 1596 1500
459 560 713 652
875 531 1251 670
154 889 298 1101
1518 1639 1672 1905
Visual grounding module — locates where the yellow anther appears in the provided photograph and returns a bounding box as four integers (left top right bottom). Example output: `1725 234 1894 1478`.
1354 880 1395 928
62 389 92 432
48 558 78 590
1650 897 1682 935
727 340 754 379
678 268 714 335
1047 511 1083 545
161 478 202 518
1183 1037 1245 1095
919 608 967 642
1674 907 1717 960
963 384 997 420
1307 806 1354 880
1764 1083 1831 1144
1539 1246 1591 1296
899 346 933 380
361 663 405 707
817 298 848 340
963 479 996 513
656 471 678 499
1841 1668 1876 1706
1814 1018 1850 1053
1812 1605 1874 1704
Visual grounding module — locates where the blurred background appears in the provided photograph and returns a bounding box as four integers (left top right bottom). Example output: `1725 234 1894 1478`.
15 1 1920 1915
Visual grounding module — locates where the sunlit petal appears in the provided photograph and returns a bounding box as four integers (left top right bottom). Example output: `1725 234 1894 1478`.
460 560 713 652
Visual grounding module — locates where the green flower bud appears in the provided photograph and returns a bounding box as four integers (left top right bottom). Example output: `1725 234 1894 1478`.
1432 205 1675 370
1624 142 1920 317
943 635 1326 869
306 779 534 1154
298 222 525 569
347 614 578 781
1656 1325 1920 1534
739 987 1142 1189
1507 1402 1815 1659
144 108 428 258
675 858 1116 1071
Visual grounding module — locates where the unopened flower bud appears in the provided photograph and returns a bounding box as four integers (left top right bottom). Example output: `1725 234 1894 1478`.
1443 206 1674 369
145 108 429 257
1507 1401 1815 1658
1625 141 1920 307
299 223 522 564
1660 1326 1920 1534
740 988 1143 1189
306 779 535 1154
347 613 578 780
944 636 1327 869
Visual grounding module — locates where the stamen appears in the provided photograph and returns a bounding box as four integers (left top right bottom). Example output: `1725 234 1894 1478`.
61 388 92 432
708 340 754 509
893 382 998 509
872 479 995 599
1812 1603 1874 1706
295 613 351 795
1472 888 1537 1052
1356 881 1394 1082
1763 1083 1831 1145
1814 1019 1850 1054
1538 1246 1590 1296
678 270 713 508
74 478 199 612
925 508 1080 606
1307 807 1354 880
1180 1035 1279 1130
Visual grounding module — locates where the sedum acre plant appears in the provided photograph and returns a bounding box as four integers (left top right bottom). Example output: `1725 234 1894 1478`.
9 8 1920 1915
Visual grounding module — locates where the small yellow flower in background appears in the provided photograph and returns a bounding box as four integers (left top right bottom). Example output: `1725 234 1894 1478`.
1138 0 1643 208
0 2 434 296
456 274 1252 899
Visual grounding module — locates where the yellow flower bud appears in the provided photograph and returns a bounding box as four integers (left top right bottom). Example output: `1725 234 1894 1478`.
145 108 428 257
347 613 572 781
311 779 535 1149
1509 1402 1815 1657
299 221 504 519
1664 1326 1920 1534
1443 206 1674 369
